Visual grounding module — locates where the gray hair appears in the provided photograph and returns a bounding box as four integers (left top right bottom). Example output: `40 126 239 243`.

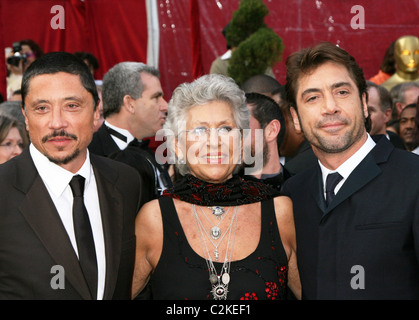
102 62 160 118
0 101 25 125
164 73 249 176
390 82 419 105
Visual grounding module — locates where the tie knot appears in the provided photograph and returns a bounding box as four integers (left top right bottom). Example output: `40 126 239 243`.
69 175 86 198
325 172 343 193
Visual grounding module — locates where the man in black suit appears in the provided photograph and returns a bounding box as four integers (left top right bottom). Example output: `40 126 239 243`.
0 52 143 299
281 42 419 299
88 62 171 203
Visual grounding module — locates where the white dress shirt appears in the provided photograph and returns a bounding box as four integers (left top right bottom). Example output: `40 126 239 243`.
104 120 134 150
30 144 105 299
319 134 376 200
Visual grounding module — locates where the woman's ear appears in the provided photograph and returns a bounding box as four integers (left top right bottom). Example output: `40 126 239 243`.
173 136 185 163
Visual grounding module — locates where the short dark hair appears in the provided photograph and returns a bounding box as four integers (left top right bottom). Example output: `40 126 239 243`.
241 74 282 96
74 51 99 70
21 51 99 110
285 42 367 110
245 92 285 146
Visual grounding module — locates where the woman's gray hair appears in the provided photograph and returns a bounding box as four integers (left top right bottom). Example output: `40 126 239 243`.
102 62 160 118
164 73 249 175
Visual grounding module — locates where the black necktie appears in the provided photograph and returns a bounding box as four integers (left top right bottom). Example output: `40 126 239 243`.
69 175 98 299
325 172 343 206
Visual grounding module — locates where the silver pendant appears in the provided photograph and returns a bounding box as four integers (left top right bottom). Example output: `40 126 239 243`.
209 274 218 285
210 226 221 240
211 283 228 300
221 272 230 285
209 206 225 217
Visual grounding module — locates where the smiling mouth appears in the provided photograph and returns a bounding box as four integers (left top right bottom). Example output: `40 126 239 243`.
202 154 227 163
320 122 345 132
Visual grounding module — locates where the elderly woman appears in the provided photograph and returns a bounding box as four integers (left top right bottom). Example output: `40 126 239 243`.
132 74 300 300
0 115 29 164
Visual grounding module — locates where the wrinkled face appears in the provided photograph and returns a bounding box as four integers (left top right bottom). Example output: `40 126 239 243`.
176 101 242 183
291 62 368 156
399 107 418 148
24 72 99 173
367 87 390 135
0 127 24 164
394 36 419 73
132 73 168 138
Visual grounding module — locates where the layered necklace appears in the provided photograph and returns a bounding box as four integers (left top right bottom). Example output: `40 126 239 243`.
192 204 239 300
201 206 230 243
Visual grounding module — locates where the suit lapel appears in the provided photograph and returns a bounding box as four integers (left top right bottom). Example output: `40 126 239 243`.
91 155 124 300
323 136 392 217
97 124 120 156
310 166 327 213
16 150 92 299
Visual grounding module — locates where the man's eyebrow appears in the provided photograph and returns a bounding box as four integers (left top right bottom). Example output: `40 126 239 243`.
29 96 84 107
301 88 321 98
330 81 353 90
300 82 354 98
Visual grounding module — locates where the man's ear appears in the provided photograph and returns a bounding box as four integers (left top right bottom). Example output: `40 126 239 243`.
361 92 369 119
93 103 100 128
173 136 185 163
384 108 392 123
290 106 302 133
264 119 280 143
21 104 29 131
395 101 404 117
122 95 135 114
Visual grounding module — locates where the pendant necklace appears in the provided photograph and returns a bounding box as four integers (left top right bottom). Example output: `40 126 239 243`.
207 206 225 219
193 205 233 261
199 206 230 240
193 204 239 300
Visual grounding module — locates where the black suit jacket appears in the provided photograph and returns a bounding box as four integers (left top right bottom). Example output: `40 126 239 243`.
88 123 120 157
89 123 170 204
386 130 406 150
0 148 142 299
284 140 318 177
281 136 419 299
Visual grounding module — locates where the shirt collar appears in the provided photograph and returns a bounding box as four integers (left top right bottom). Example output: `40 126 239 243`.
30 143 93 198
104 120 135 145
319 133 376 185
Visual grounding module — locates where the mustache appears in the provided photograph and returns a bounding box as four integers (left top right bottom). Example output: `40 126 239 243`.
316 115 349 127
42 130 77 143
